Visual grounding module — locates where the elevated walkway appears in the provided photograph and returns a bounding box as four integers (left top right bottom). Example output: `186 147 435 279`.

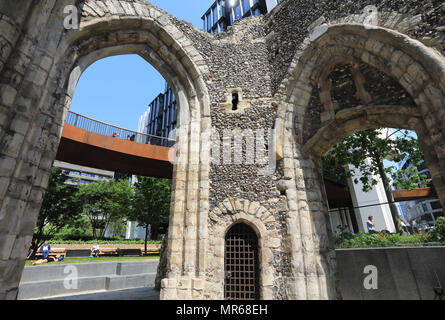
56 111 174 178
56 112 437 202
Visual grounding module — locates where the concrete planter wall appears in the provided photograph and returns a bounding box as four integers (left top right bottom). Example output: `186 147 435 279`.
18 247 445 300
18 260 158 300
337 247 445 300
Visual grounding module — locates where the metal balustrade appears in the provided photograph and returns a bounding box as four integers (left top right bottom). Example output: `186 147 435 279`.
65 111 176 147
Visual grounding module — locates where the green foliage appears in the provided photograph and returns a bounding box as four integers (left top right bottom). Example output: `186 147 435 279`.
426 217 445 243
74 178 133 239
31 167 83 256
129 176 171 241
334 229 444 249
322 129 428 234
48 239 162 245
53 215 93 240
322 129 428 192
33 167 173 244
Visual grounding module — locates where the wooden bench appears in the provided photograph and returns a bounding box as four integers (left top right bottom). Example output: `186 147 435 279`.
35 248 67 259
139 246 161 256
118 248 141 256
90 247 121 257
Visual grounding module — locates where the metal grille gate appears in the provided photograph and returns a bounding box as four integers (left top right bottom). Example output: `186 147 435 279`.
224 223 260 300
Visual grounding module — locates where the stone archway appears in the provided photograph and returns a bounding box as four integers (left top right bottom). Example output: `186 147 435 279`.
274 23 445 300
205 198 277 300
2 0 445 302
224 222 260 300
277 24 445 202
0 0 211 300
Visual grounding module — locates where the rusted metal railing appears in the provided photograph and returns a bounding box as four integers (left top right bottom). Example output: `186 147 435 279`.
65 111 175 147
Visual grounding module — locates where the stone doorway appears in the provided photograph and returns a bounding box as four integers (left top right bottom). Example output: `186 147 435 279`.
224 223 260 300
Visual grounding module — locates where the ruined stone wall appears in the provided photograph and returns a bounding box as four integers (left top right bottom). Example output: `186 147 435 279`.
0 0 212 300
171 15 293 299
0 0 80 300
1 0 445 301
265 0 445 95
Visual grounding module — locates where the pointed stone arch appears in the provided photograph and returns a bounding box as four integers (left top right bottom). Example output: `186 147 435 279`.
0 0 211 300
274 23 445 300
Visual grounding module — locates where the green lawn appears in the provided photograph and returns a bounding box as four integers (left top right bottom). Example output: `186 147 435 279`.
25 256 159 266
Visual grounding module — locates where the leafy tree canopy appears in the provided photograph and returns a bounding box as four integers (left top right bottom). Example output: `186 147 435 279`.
74 178 133 239
322 128 429 193
31 167 82 257
129 176 171 241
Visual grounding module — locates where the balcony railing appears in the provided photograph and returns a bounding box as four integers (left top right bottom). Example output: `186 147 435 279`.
65 111 175 147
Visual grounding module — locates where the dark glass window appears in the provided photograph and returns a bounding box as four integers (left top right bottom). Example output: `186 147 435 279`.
242 0 251 15
206 12 211 31
234 5 242 20
212 5 218 24
431 201 442 210
219 0 225 17
434 212 443 220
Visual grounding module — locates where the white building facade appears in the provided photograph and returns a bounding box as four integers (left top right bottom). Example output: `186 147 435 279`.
328 129 400 234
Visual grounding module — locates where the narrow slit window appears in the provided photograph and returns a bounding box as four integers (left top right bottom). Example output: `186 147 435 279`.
232 93 239 111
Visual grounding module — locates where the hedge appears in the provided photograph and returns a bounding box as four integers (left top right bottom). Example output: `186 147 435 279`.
48 239 162 245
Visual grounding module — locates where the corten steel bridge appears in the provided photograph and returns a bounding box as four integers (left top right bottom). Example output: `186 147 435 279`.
56 111 174 178
57 111 436 204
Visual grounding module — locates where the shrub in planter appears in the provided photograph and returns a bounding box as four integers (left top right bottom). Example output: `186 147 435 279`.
426 217 445 243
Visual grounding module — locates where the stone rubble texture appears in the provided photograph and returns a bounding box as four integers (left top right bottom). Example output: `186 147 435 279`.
0 0 444 300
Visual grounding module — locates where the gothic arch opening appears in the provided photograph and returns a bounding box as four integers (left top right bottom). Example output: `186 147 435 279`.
56 18 211 301
0 1 211 300
275 23 445 300
281 25 445 206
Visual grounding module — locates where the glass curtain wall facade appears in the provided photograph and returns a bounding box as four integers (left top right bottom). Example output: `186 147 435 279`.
138 82 177 148
201 0 269 34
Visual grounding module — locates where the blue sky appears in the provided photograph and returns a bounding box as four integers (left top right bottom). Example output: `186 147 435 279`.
70 0 210 131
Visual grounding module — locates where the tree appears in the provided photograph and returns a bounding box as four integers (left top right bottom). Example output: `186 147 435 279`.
75 178 133 239
322 129 429 234
30 167 82 258
129 176 171 254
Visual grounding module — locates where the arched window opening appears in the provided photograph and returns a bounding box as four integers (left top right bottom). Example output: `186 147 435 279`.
225 223 260 300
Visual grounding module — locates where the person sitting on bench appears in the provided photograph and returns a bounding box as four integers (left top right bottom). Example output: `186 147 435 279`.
91 242 101 257
40 242 51 260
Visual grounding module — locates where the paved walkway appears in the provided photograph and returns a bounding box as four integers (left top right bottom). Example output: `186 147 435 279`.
43 287 160 300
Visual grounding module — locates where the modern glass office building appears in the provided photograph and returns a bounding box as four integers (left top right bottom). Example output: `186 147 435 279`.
138 82 177 147
201 0 281 34
139 0 282 146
